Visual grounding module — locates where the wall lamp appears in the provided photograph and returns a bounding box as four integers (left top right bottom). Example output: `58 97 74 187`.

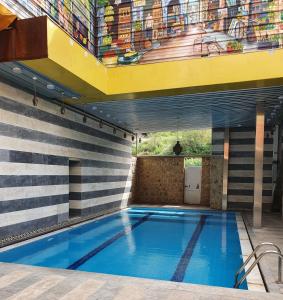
61 105 65 115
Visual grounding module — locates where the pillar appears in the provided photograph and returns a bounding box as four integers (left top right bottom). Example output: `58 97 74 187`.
253 103 265 228
222 128 229 210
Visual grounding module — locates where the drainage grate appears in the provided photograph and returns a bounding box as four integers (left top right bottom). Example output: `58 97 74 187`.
0 208 120 248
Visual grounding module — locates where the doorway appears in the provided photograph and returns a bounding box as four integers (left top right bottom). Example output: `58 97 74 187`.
184 158 202 204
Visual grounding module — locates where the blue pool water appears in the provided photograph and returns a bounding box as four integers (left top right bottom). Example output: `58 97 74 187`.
0 207 247 289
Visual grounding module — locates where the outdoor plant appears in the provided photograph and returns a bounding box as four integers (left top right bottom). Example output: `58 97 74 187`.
226 40 243 53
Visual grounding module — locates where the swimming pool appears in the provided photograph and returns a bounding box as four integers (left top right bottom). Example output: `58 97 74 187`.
0 207 247 289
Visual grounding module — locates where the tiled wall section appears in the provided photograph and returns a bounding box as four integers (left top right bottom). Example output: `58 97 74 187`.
0 81 133 238
212 127 273 210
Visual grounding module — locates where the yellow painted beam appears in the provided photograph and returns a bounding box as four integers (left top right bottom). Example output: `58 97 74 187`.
21 17 283 104
108 50 283 95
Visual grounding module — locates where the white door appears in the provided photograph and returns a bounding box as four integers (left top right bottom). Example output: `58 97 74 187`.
184 166 202 204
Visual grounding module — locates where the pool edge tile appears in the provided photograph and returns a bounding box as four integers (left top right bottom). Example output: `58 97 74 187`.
236 212 266 292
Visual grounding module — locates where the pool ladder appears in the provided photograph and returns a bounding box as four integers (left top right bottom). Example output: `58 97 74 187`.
234 242 283 288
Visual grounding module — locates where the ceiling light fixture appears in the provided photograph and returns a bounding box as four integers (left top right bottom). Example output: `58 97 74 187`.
278 96 283 100
72 96 78 100
32 76 38 107
47 84 55 90
12 67 22 74
92 106 97 110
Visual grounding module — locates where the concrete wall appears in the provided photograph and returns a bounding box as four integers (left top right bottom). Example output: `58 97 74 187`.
0 81 133 238
212 127 273 210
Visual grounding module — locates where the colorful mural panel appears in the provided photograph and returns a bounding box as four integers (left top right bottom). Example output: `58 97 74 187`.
7 0 283 66
96 0 283 66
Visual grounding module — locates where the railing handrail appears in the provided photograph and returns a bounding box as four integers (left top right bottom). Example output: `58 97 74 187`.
234 249 283 288
235 242 282 283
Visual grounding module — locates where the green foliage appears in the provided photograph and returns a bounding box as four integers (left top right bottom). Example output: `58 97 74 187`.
185 158 202 167
132 130 212 156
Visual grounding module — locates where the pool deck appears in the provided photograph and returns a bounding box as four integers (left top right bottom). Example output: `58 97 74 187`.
243 212 283 295
0 262 281 300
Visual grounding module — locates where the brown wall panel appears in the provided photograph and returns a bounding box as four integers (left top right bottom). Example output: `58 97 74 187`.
0 16 47 62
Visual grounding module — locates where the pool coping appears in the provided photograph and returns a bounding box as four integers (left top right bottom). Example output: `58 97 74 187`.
0 262 281 300
236 213 266 292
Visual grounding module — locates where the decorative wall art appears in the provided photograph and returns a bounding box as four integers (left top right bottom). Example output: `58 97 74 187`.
8 0 283 66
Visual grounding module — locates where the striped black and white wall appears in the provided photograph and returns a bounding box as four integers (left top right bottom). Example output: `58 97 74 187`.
212 127 273 210
0 81 133 239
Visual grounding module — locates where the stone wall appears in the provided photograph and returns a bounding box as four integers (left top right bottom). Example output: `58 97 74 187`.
134 156 185 205
200 157 211 206
210 156 223 209
133 156 211 206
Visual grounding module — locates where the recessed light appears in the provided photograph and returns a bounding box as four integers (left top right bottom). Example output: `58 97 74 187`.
32 76 37 81
47 84 55 90
99 110 103 113
106 114 111 118
12 67 22 74
278 96 283 100
92 106 97 110
72 96 78 100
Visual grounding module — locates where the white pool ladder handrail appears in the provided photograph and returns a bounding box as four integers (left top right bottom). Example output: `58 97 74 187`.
234 242 282 288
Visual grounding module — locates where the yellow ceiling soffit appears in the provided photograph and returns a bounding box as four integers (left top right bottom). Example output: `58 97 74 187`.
22 17 283 104
0 4 16 31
